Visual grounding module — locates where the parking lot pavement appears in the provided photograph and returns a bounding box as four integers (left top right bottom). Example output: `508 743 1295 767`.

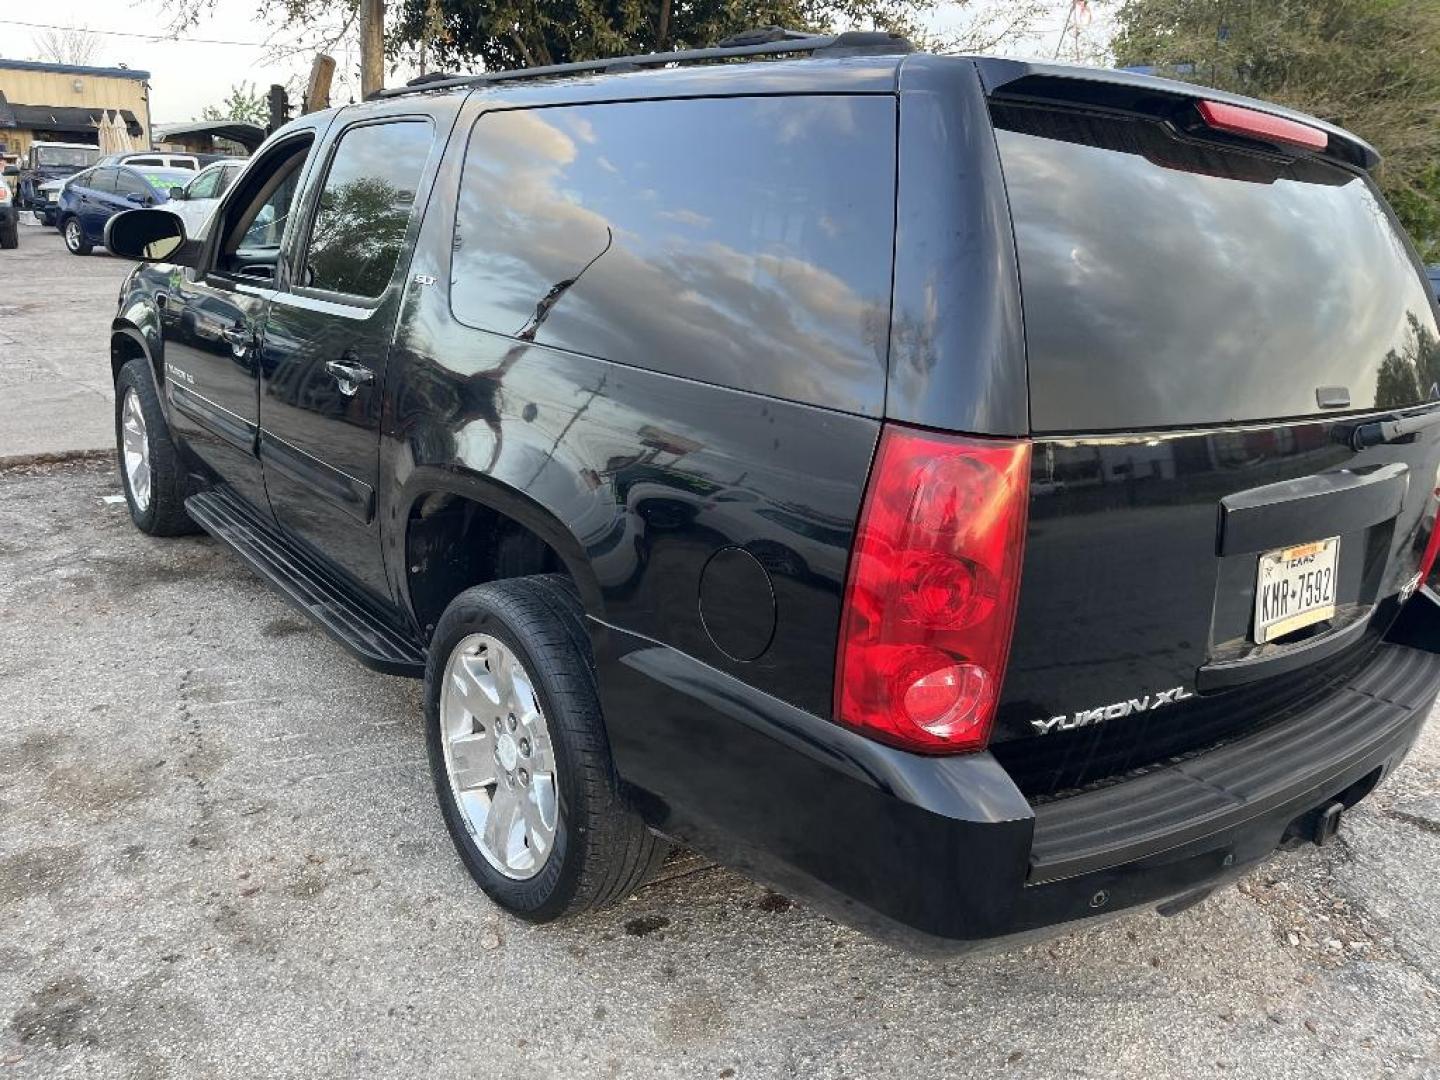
2 460 1439 1080
0 218 131 463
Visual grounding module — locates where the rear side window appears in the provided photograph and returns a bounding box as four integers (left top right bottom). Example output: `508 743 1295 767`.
994 103 1440 432
451 96 896 411
301 120 432 299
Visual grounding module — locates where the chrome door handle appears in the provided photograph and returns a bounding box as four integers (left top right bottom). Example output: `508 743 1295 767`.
221 325 252 353
325 359 374 396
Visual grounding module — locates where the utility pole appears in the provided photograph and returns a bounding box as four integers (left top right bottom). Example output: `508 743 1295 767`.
266 84 290 134
304 53 336 114
360 0 385 98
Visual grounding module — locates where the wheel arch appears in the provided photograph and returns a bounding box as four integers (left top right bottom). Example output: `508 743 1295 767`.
397 465 604 639
110 322 163 393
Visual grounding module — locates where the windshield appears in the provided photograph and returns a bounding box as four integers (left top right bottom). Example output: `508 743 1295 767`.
34 147 98 168
993 102 1440 433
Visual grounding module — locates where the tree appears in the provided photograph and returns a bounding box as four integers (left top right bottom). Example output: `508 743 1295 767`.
199 83 270 126
1112 0 1440 260
389 0 944 72
32 28 102 66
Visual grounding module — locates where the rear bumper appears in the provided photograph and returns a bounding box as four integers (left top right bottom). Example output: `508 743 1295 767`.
594 594 1440 953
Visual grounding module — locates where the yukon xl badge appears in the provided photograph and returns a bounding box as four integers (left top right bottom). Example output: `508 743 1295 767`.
1033 686 1194 735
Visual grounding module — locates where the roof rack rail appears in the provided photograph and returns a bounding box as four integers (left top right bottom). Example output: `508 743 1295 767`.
382 27 913 98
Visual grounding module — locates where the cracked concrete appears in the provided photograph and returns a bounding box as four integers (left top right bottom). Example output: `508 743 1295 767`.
1 458 1439 1079
0 219 131 463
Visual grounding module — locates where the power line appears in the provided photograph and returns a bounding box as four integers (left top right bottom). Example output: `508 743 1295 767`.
0 17 268 48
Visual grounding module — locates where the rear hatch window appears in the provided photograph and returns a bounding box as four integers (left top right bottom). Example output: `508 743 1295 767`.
993 102 1440 433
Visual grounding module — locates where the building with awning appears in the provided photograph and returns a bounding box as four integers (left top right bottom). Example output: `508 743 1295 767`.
0 58 151 160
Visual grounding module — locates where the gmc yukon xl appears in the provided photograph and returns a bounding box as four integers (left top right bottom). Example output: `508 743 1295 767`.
101 31 1440 952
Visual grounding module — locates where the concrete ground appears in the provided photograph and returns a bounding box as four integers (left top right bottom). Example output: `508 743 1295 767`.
0 216 128 463
1 458 1439 1079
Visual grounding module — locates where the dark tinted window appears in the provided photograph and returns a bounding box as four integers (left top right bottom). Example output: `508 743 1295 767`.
87 167 118 195
302 120 432 298
114 168 151 198
452 97 895 411
994 104 1440 432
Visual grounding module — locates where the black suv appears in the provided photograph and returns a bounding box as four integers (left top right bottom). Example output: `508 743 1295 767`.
103 32 1440 952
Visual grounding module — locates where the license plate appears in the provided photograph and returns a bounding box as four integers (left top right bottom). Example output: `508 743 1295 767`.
1253 537 1339 643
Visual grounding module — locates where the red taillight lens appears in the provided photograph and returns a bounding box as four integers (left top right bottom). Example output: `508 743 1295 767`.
835 426 1030 753
1417 469 1440 584
1196 100 1328 153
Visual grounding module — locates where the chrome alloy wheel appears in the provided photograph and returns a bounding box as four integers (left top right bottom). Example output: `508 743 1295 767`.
65 219 83 251
120 388 152 512
440 633 559 880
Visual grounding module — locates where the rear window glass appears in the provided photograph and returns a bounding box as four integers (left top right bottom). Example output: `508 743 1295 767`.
451 96 895 411
994 103 1440 432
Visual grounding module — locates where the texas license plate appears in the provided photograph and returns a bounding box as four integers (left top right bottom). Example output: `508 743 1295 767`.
1253 537 1339 643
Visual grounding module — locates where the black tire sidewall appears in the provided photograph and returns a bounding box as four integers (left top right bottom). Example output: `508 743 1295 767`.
64 217 89 254
114 359 193 536
424 593 584 921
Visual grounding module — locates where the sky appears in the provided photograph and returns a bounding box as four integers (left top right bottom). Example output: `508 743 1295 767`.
0 0 1112 124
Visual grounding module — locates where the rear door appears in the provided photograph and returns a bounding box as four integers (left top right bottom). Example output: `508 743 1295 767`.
983 91 1440 796
258 110 446 601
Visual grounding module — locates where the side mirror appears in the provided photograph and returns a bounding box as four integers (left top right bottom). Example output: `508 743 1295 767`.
2 166 17 177
125 191 151 206
105 208 200 266
169 186 188 200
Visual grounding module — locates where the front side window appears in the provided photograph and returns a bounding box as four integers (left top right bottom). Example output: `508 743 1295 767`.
216 166 241 197
300 120 433 298
213 135 315 278
187 167 223 201
114 169 151 198
237 168 302 254
450 97 896 411
87 168 118 195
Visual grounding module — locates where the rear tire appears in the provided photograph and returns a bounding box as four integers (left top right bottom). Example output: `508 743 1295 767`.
425 574 667 921
0 225 16 250
62 216 91 255
114 358 197 536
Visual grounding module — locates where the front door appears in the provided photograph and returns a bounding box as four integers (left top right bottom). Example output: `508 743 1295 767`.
161 132 321 515
259 116 437 601
76 167 118 242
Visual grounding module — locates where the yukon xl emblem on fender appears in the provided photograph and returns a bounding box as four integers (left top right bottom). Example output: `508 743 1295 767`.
1032 687 1194 735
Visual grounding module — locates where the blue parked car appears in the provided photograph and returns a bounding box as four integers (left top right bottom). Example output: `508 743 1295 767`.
58 164 193 256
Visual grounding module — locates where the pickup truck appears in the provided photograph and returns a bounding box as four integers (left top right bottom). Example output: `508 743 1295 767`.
99 31 1440 952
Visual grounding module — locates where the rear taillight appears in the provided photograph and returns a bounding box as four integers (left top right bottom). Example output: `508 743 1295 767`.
835 425 1030 753
1417 465 1440 584
1197 100 1328 153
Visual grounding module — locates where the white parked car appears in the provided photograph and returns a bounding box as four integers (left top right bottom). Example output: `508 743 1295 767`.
163 158 246 238
96 152 202 171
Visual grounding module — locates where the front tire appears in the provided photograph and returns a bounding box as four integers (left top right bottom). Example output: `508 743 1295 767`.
425 575 667 921
115 359 197 536
63 216 91 255
0 222 16 250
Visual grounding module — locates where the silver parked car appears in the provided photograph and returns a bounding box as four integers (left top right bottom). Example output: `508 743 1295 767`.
163 158 246 238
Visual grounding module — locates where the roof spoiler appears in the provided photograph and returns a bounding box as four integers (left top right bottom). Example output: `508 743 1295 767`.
973 58 1379 172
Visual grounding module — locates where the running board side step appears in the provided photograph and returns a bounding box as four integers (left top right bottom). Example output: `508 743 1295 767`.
185 486 427 677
